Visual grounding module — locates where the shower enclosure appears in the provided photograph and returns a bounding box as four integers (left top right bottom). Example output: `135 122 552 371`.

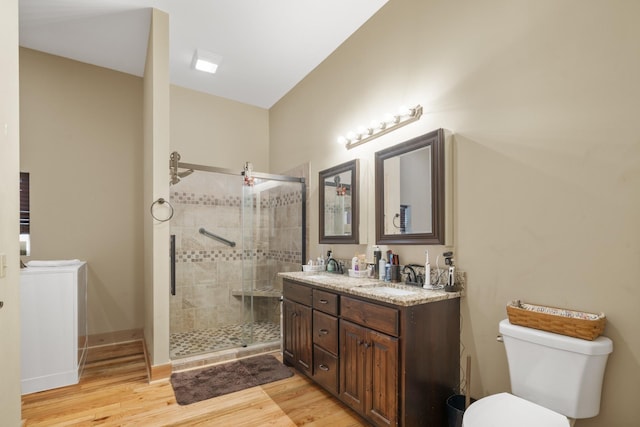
168 153 306 359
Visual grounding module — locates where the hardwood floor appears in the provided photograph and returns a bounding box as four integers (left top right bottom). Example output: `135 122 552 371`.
21 341 368 426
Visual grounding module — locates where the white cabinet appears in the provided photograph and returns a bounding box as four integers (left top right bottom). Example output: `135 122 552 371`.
20 262 88 394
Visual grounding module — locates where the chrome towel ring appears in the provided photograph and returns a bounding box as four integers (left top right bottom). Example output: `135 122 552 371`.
150 198 174 222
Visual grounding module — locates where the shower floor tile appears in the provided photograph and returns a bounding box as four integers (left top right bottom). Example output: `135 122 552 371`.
170 321 280 359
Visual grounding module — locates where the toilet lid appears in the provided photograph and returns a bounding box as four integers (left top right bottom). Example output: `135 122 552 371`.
462 393 570 427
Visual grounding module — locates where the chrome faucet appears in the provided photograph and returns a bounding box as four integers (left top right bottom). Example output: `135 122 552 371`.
326 256 344 274
402 264 424 286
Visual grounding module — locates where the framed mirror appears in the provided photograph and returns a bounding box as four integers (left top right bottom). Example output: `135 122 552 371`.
319 159 359 244
375 129 445 245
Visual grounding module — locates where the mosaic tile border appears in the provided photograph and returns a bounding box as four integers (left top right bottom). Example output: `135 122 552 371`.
268 249 302 264
176 248 302 265
172 192 242 207
171 190 303 209
176 248 263 263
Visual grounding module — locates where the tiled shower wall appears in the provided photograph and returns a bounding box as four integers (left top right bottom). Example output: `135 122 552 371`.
169 168 306 338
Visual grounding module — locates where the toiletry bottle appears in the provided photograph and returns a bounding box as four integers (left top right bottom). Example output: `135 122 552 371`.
378 258 386 280
327 250 334 272
358 254 366 271
352 255 358 271
384 262 391 282
373 246 382 275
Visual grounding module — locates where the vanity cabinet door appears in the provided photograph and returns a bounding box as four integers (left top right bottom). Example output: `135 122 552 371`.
283 299 296 364
295 303 312 373
283 299 312 375
340 319 399 427
340 320 367 413
366 329 398 427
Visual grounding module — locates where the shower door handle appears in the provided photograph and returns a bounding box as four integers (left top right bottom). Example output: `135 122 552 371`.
170 234 176 296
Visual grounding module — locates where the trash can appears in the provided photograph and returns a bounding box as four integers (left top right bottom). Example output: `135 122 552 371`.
446 394 476 427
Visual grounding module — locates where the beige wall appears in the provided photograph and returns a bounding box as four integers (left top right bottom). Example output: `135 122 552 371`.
0 0 22 424
270 0 640 425
19 48 144 336
170 85 269 172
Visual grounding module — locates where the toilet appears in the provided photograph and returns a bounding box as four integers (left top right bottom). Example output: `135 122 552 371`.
463 319 613 427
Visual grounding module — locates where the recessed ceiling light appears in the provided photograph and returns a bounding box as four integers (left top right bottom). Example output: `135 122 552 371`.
192 49 222 74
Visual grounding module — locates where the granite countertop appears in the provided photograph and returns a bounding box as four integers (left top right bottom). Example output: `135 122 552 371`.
278 271 463 307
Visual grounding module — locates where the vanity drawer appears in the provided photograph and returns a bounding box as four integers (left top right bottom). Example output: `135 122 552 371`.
313 289 339 315
313 310 338 355
341 296 399 337
283 280 312 306
313 344 339 395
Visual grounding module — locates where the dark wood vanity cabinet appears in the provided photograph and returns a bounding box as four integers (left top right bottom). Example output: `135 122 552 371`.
283 278 460 427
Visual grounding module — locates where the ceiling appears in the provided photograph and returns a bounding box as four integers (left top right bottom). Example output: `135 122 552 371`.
19 0 388 109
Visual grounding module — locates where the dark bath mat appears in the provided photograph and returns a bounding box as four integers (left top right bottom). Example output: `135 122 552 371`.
170 354 293 405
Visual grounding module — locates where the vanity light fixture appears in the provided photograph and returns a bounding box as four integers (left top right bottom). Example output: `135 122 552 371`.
192 49 222 74
338 104 423 149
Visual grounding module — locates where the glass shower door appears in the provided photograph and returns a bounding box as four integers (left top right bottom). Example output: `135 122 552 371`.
239 172 306 348
168 153 305 360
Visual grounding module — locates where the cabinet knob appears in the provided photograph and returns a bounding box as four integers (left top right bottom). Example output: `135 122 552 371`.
319 364 330 371
319 329 329 336
363 342 370 349
319 299 328 304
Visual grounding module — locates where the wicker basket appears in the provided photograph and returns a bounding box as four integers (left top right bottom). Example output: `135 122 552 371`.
506 300 606 341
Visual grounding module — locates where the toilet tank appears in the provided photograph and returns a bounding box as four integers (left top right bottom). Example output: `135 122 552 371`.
499 319 612 419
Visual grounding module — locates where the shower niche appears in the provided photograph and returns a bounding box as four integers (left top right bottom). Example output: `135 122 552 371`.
168 156 306 359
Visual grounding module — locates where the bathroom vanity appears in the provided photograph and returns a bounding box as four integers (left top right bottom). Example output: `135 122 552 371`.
20 262 88 394
280 271 461 427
